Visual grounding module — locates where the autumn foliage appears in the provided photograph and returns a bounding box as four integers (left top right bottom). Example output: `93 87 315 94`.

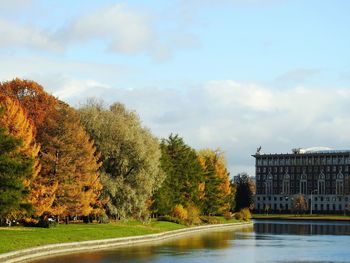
0 78 238 225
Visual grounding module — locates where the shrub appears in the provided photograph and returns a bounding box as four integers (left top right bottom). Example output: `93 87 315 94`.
23 218 57 228
224 211 233 220
200 216 221 224
186 204 201 225
241 208 252 221
234 211 243 220
234 208 251 221
172 204 188 221
22 218 39 227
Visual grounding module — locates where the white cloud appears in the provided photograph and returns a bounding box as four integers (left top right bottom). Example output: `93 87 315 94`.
0 20 60 51
47 78 350 177
61 3 155 54
0 2 198 60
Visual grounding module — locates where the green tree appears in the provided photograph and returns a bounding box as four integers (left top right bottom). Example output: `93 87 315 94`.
198 154 223 215
153 134 203 215
78 100 164 220
234 173 255 211
0 125 33 223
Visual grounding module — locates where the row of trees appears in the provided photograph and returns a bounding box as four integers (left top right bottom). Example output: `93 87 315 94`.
0 78 255 225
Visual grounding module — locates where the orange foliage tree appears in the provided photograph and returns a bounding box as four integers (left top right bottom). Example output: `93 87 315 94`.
0 80 60 217
49 103 103 219
0 95 56 216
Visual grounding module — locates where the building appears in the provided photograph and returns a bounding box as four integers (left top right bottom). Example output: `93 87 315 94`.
253 147 350 214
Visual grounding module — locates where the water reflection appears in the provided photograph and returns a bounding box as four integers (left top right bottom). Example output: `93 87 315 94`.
254 220 350 236
32 221 350 263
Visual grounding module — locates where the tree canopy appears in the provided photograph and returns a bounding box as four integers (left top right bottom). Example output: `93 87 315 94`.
78 100 164 220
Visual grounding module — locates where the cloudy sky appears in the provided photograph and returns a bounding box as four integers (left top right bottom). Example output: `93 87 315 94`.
1 0 350 176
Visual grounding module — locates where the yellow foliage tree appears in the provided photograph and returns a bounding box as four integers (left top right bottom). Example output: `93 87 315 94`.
0 95 56 216
198 149 231 214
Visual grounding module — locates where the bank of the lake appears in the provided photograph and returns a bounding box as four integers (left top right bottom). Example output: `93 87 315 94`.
253 214 350 221
0 219 251 263
31 219 350 263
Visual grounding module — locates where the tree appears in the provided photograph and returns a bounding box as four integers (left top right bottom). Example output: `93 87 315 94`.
0 78 58 137
234 173 255 211
49 102 103 219
153 134 203 215
0 124 33 223
198 155 222 215
78 100 164 220
0 96 49 216
198 149 231 215
0 79 59 216
292 194 307 214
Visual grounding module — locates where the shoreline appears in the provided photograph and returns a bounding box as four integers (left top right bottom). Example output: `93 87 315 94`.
0 222 252 263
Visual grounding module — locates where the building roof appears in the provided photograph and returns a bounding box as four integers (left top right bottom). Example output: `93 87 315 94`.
252 147 350 157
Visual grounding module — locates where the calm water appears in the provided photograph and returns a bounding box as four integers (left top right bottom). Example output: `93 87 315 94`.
33 220 350 263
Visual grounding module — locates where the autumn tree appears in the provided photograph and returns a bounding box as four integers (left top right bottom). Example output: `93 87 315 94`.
0 78 58 137
48 102 104 220
198 149 231 215
0 79 59 216
0 96 52 216
78 100 164 220
0 124 33 223
234 173 255 211
292 194 307 214
153 134 203 216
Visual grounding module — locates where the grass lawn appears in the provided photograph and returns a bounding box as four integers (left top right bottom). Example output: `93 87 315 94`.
253 214 350 221
0 218 243 254
0 220 185 254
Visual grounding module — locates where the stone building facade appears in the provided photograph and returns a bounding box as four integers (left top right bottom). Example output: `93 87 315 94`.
254 148 350 214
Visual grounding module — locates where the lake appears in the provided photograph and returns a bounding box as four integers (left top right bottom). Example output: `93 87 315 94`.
32 220 350 263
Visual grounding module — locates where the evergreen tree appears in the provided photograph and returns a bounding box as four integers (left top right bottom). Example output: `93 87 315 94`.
153 134 203 215
0 126 33 222
200 156 223 215
198 149 231 215
234 173 255 211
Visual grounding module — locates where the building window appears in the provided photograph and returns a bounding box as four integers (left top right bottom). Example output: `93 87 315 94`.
318 180 325 195
282 180 290 195
265 181 272 195
300 180 307 195
336 180 344 195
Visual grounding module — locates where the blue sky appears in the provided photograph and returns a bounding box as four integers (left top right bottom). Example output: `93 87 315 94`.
1 0 350 176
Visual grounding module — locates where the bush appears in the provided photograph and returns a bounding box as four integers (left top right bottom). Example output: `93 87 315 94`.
23 218 57 228
98 214 110 224
241 208 252 221
234 211 243 220
172 204 188 221
22 218 39 227
200 216 221 224
224 211 233 220
186 204 201 225
234 208 251 221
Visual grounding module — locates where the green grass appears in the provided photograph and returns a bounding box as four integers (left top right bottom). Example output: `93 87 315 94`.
0 218 246 254
253 214 350 220
0 220 185 254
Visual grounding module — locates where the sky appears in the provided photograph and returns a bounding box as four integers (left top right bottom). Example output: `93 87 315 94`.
1 0 350 176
